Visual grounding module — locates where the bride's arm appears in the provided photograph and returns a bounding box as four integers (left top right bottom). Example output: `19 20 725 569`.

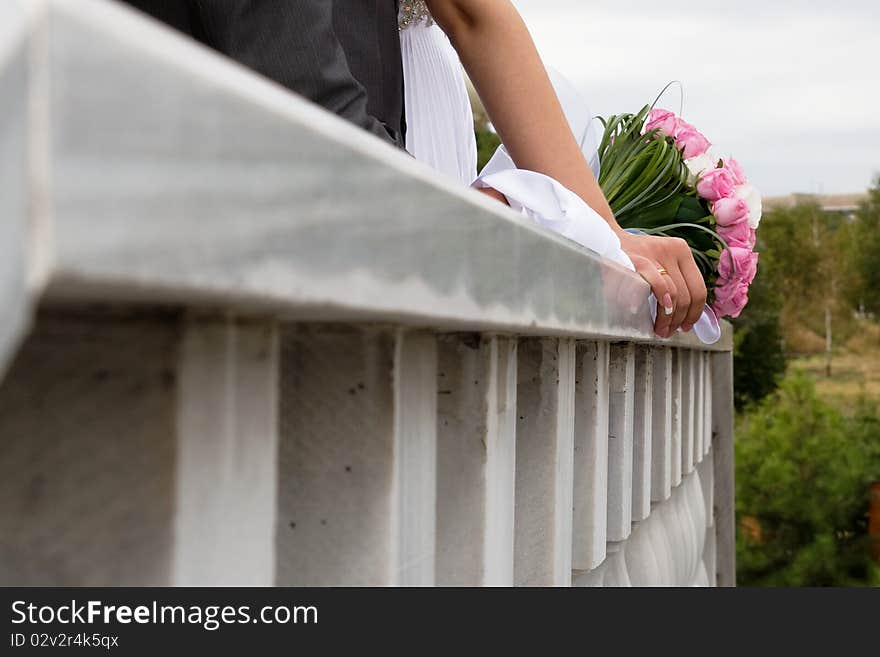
426 0 706 337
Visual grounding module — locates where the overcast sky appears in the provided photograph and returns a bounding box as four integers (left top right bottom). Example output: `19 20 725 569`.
512 0 879 196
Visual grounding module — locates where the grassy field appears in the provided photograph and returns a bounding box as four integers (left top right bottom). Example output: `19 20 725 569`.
788 320 880 409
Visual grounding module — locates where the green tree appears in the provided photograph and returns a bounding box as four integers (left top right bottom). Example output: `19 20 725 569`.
845 175 880 315
755 199 858 377
475 129 501 173
736 372 880 586
758 201 835 335
731 259 786 409
730 212 788 408
469 79 502 174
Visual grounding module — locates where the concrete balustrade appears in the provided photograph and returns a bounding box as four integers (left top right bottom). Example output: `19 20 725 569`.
671 349 684 487
650 347 673 503
631 345 654 522
435 335 518 586
0 1 31 379
513 338 576 586
607 343 636 543
0 0 736 587
571 341 611 572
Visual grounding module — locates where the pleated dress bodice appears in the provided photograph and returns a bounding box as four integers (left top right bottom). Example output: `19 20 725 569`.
398 1 479 185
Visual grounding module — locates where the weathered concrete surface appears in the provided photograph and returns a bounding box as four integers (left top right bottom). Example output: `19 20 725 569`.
513 339 575 586
0 2 31 379
276 326 437 586
435 335 517 586
650 347 672 502
0 311 179 585
631 345 653 521
606 343 635 542
711 351 736 586
571 341 609 571
31 0 731 351
172 317 279 586
0 0 739 589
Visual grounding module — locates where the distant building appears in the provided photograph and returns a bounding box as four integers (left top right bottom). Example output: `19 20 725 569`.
765 193 867 219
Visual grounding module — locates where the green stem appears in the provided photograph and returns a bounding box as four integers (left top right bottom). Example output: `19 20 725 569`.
639 222 730 252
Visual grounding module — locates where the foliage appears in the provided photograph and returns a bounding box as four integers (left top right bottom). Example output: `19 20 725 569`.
475 129 501 174
844 175 880 315
756 201 842 339
755 175 880 351
731 250 786 409
733 193 863 407
597 107 691 224
736 372 880 586
596 107 721 285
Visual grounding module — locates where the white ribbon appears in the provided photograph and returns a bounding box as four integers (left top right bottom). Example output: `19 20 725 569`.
475 151 721 344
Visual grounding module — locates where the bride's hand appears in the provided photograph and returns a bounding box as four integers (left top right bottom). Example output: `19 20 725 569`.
476 187 509 206
618 232 707 338
428 1 706 337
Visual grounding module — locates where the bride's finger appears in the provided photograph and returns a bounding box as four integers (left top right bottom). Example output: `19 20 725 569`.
666 264 691 335
678 253 708 331
634 258 677 337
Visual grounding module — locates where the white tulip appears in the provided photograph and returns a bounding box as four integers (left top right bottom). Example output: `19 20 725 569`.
684 152 719 183
735 183 763 228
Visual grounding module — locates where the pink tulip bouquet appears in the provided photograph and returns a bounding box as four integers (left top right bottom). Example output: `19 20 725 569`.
597 106 762 318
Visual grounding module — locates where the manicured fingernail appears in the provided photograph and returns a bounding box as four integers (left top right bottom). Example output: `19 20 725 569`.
664 305 674 316
663 294 673 308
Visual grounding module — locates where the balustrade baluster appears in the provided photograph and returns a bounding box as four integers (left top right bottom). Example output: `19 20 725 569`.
436 335 517 586
711 352 736 587
704 355 714 455
681 350 695 475
572 341 610 571
651 347 673 502
671 349 683 486
513 338 576 586
695 351 705 463
0 312 180 585
607 343 635 542
277 326 437 586
173 317 279 585
0 3 30 376
631 346 653 522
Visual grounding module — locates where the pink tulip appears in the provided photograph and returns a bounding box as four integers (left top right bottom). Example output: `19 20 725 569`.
697 167 737 201
712 197 750 227
718 247 759 285
676 126 712 159
673 118 695 136
718 222 756 250
724 158 747 185
713 278 750 319
645 109 678 137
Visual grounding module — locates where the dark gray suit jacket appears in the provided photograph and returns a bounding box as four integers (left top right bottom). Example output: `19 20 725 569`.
120 0 406 148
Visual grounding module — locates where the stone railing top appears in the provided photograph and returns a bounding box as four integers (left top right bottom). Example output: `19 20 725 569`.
1 0 731 377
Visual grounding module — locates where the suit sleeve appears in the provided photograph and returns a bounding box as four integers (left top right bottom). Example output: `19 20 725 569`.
195 0 400 145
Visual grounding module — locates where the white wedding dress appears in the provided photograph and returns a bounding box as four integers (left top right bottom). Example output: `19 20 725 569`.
398 2 721 344
399 8 478 186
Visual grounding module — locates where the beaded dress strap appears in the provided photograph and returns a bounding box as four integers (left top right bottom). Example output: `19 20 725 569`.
399 0 434 30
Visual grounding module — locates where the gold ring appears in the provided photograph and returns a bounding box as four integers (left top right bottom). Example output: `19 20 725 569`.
657 267 669 276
